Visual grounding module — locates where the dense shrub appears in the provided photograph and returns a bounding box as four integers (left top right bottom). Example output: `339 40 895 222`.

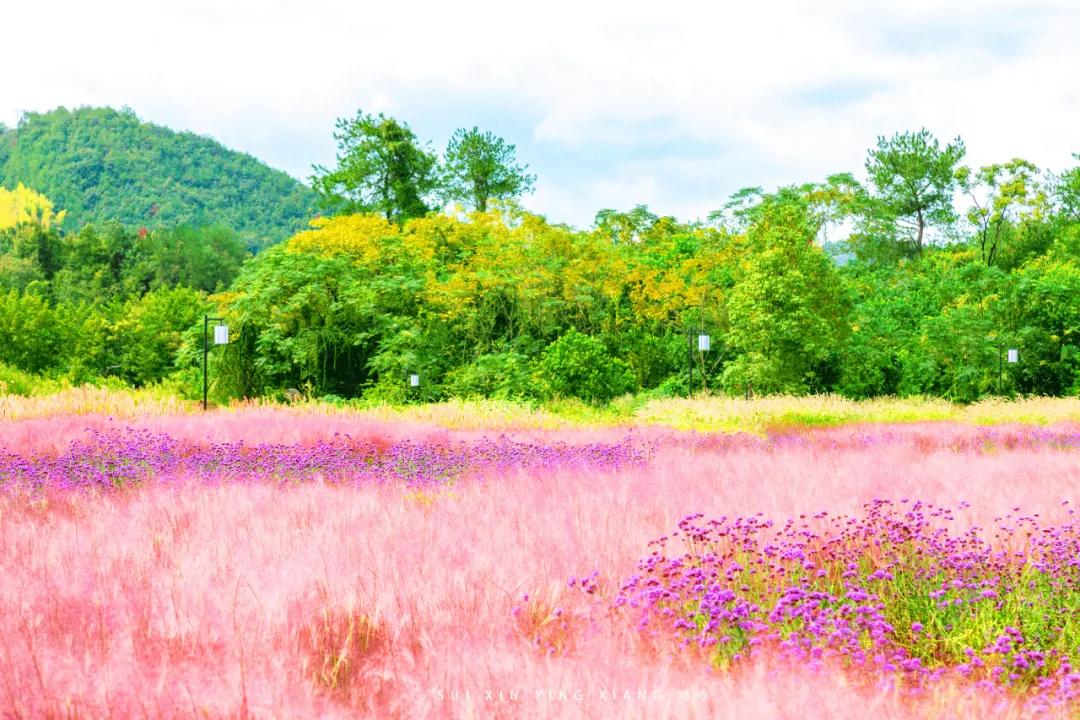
535 329 636 403
442 351 536 399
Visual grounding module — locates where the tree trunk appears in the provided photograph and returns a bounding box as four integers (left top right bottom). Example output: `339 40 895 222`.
915 208 925 254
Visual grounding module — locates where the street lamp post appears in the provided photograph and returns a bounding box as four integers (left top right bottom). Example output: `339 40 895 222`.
997 345 1019 396
687 328 693 396
998 345 1003 396
687 328 711 396
202 315 229 411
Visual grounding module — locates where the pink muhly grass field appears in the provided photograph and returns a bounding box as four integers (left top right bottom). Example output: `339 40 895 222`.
0 411 1078 718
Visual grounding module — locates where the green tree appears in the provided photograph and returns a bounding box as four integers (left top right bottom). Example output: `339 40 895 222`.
63 303 112 384
442 127 535 212
901 303 998 401
442 351 539 400
4 223 63 280
956 159 1044 266
721 190 850 394
711 175 864 243
999 257 1080 396
0 290 74 373
0 254 45 293
111 286 209 386
863 129 966 257
140 225 247 293
51 222 143 304
223 249 368 396
1055 154 1080 221
535 329 636 402
594 205 662 244
311 111 438 224
836 265 932 398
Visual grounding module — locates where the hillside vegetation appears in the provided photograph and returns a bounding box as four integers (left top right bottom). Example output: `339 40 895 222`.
0 107 317 249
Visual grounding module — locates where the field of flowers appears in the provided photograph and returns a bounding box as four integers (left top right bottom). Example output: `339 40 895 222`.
1 393 1078 718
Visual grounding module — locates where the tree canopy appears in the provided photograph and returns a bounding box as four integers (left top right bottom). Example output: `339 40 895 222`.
442 127 535 212
863 129 966 257
1 115 1080 405
311 111 439 224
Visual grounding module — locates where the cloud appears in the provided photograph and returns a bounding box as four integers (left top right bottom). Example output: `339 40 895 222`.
2 0 1079 227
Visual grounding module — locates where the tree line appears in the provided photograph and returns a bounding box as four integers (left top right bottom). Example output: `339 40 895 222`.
1 111 1079 403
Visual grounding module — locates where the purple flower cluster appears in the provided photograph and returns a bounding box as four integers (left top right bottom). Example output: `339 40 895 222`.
615 499 1080 710
0 428 650 491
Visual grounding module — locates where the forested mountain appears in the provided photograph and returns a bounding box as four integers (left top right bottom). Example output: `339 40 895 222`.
0 107 317 249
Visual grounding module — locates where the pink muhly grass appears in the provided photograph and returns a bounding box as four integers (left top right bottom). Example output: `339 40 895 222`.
0 418 1076 718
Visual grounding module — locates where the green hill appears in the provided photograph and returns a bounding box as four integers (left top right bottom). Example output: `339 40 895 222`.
0 107 317 249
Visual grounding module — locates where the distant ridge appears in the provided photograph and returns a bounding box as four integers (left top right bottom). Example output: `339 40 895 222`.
0 106 318 250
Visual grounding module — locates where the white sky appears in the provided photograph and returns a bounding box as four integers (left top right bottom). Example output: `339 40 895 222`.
3 0 1080 228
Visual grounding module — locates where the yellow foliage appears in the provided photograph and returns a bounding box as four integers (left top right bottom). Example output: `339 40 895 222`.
0 183 66 230
286 214 397 263
278 208 742 343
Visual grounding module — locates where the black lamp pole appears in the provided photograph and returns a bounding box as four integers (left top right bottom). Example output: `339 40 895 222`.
998 344 1004 396
203 314 224 411
687 327 694 397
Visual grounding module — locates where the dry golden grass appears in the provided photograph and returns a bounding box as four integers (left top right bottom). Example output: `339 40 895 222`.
634 394 1080 432
2 386 1078 431
0 385 193 421
957 396 1080 425
634 394 948 432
